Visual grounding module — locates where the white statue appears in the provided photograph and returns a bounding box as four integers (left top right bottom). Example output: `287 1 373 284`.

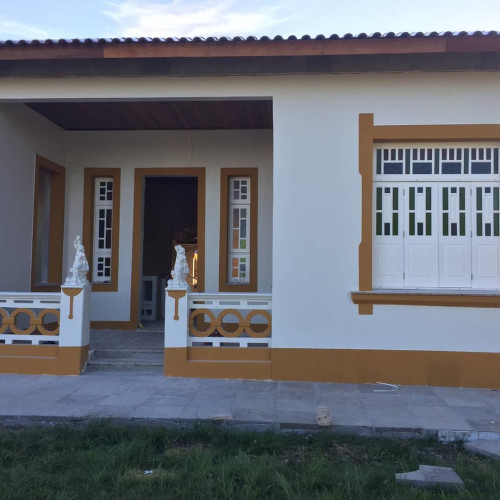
168 245 190 289
65 236 89 285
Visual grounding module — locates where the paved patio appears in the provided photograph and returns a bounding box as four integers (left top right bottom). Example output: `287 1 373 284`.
0 370 499 441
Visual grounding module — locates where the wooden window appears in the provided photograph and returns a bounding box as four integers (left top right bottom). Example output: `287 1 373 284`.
373 143 500 290
83 168 120 291
31 156 66 292
352 114 500 314
219 168 258 292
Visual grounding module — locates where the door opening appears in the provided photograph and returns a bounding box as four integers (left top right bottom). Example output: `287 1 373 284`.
141 176 198 324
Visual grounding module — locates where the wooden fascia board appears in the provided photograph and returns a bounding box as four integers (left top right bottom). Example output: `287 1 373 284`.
3 36 500 62
0 45 104 60
101 37 448 59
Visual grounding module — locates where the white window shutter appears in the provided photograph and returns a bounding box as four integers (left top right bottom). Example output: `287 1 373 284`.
472 184 500 288
373 184 404 287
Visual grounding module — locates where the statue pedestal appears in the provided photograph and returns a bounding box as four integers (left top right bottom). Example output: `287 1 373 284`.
60 284 91 347
164 285 189 349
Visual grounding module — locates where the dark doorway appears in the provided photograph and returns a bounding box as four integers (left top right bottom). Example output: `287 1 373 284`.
141 176 198 322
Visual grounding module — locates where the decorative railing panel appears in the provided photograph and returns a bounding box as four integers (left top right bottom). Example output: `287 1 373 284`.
0 293 61 345
188 293 272 348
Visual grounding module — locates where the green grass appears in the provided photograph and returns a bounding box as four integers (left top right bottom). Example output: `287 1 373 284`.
0 422 498 499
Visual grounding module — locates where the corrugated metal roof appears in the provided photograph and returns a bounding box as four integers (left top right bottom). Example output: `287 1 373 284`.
1 30 499 46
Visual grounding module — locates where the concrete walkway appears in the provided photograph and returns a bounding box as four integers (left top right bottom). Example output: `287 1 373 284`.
0 371 499 441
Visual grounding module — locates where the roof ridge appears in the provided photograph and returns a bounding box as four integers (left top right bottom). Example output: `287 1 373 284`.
1 30 499 45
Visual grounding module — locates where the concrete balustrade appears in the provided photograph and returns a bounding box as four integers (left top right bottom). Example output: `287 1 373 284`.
0 283 91 375
164 279 273 379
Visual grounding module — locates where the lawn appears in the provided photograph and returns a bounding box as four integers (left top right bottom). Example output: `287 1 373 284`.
0 422 498 499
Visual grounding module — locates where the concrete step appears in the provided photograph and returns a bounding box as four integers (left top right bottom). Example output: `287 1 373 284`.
84 348 164 373
85 359 164 373
91 349 164 362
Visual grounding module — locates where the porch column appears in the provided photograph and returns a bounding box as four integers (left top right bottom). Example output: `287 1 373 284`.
164 283 190 377
59 283 91 374
164 284 189 349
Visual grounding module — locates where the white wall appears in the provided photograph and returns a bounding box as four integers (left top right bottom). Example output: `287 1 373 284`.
0 103 65 291
271 72 500 354
64 129 273 321
1 72 500 353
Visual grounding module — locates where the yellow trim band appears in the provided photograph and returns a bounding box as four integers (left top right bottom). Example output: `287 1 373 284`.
163 347 499 388
0 345 89 375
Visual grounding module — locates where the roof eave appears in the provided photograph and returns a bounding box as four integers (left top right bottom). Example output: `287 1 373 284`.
1 34 500 62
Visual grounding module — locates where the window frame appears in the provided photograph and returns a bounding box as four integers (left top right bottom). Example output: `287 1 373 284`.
219 168 258 292
372 143 500 290
31 155 66 292
352 113 500 314
83 168 121 292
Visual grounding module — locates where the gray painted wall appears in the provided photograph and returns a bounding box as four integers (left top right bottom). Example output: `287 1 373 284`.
0 104 64 291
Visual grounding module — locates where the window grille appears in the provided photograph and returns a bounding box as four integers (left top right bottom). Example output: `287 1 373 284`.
227 177 250 283
93 177 113 283
373 144 500 289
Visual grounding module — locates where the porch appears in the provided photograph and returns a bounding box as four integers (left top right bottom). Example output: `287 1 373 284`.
0 286 273 379
0 100 273 329
87 290 273 378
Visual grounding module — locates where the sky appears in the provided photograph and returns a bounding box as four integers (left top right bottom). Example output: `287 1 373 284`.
0 0 499 41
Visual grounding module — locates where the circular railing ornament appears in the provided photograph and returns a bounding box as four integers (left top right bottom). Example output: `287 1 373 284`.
245 310 272 338
189 309 217 337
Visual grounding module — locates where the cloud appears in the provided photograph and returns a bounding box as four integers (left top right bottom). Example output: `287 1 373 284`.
0 19 50 40
103 0 288 38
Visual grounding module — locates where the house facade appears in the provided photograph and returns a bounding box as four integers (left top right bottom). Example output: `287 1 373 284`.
0 32 499 387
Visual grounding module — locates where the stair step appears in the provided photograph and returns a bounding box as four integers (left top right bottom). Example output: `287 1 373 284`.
90 349 164 362
85 348 164 373
85 359 163 373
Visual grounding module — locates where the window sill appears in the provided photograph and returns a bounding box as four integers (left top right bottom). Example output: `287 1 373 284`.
219 283 256 293
351 288 500 315
90 282 117 292
31 284 61 293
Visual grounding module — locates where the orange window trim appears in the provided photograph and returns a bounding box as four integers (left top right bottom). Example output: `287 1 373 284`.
356 113 500 314
219 168 258 292
31 155 66 292
83 168 121 292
